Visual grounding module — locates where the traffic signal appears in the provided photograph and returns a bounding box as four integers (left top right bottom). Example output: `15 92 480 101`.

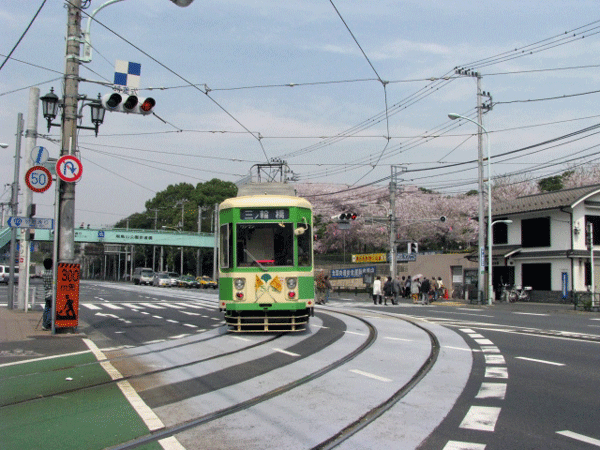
440 216 447 222
102 93 155 115
407 242 418 254
331 212 357 222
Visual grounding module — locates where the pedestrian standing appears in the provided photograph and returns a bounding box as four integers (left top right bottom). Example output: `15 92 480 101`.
430 276 439 301
420 277 431 304
41 258 53 330
373 276 383 305
411 277 420 303
383 276 393 306
393 276 401 305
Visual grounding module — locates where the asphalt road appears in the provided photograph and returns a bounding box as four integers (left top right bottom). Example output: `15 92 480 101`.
3 281 599 449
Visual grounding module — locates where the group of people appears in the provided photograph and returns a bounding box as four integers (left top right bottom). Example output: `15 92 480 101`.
372 275 445 305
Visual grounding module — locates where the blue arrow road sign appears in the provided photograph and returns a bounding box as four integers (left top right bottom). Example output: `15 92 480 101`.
7 216 54 229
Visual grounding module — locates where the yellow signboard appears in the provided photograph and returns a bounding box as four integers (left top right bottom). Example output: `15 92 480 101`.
352 253 387 263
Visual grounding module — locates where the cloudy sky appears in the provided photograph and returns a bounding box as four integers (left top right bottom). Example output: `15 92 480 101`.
1 0 600 227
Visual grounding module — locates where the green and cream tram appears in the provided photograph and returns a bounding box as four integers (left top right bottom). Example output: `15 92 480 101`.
218 194 314 332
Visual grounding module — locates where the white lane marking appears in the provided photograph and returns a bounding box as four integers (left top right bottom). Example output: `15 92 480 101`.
82 338 166 432
81 304 102 310
480 346 500 353
485 367 508 379
443 441 486 450
513 312 548 316
384 337 413 342
468 333 484 338
0 349 91 368
152 315 163 319
181 311 201 316
556 430 600 447
459 406 501 432
459 328 476 333
474 338 494 346
122 303 143 309
476 382 507 400
516 357 565 366
140 311 150 315
232 336 251 342
143 339 166 345
140 303 165 309
350 369 392 382
169 334 190 339
158 436 187 450
484 354 506 365
345 331 367 336
166 319 179 324
273 348 300 357
103 303 123 310
182 323 197 328
176 302 205 309
158 302 184 309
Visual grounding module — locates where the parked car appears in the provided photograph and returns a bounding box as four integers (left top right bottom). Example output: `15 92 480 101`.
178 275 199 288
152 272 171 287
133 267 154 285
197 275 217 289
167 272 180 287
0 265 18 284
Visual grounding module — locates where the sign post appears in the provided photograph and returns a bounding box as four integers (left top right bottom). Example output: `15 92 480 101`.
55 263 80 330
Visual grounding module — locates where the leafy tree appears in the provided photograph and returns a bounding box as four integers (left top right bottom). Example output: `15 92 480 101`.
538 175 564 192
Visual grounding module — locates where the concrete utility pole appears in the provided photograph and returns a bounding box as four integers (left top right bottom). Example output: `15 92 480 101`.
17 87 40 310
57 0 82 264
8 113 24 309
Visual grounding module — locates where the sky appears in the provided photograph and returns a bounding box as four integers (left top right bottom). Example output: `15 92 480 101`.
1 0 600 228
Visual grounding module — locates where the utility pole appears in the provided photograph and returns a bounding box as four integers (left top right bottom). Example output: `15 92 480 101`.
17 87 40 310
454 68 485 304
57 0 82 264
8 113 24 310
389 167 397 279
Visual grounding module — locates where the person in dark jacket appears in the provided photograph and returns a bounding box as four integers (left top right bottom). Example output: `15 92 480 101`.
420 277 431 305
383 276 393 306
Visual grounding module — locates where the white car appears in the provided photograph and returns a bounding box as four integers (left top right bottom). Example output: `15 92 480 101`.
152 272 171 287
168 272 180 287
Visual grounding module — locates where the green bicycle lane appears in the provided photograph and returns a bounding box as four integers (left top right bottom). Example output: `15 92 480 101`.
0 340 163 450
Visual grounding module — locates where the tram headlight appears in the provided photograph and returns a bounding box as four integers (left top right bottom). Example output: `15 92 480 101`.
286 277 297 289
234 278 245 290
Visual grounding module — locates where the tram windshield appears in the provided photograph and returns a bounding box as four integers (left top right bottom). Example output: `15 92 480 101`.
235 222 310 268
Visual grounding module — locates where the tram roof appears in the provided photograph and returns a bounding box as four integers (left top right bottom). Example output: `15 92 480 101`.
220 195 312 210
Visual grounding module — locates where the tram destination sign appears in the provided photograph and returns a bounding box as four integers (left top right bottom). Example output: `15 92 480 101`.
241 208 289 220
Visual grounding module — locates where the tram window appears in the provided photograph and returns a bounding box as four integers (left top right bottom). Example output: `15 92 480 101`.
237 223 294 267
297 224 312 267
220 223 231 269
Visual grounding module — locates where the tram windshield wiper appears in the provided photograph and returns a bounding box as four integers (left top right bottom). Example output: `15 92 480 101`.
244 249 268 272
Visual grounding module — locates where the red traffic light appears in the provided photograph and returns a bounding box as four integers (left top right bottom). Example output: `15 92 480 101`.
139 97 156 114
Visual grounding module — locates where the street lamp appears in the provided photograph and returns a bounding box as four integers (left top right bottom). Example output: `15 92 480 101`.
41 88 105 137
489 220 513 303
448 112 490 304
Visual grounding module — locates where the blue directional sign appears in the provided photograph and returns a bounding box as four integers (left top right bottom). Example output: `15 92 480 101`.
7 216 54 229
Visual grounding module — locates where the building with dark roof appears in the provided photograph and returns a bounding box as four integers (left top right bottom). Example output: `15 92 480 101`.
489 184 600 301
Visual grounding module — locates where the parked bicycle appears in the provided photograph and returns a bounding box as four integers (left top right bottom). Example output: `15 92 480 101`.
505 285 532 302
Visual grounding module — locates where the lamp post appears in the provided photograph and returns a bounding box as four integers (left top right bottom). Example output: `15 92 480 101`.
448 112 489 304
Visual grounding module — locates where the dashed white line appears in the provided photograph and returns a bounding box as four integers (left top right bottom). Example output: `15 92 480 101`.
516 356 565 366
273 348 300 357
556 430 600 447
513 312 548 316
484 354 506 365
485 366 508 379
443 441 486 450
459 406 501 432
81 304 101 310
475 382 507 400
349 369 392 382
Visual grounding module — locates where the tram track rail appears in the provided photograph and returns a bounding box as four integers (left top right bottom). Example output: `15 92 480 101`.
107 309 441 450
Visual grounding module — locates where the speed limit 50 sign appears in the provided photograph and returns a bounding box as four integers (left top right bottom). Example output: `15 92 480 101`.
25 165 52 193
